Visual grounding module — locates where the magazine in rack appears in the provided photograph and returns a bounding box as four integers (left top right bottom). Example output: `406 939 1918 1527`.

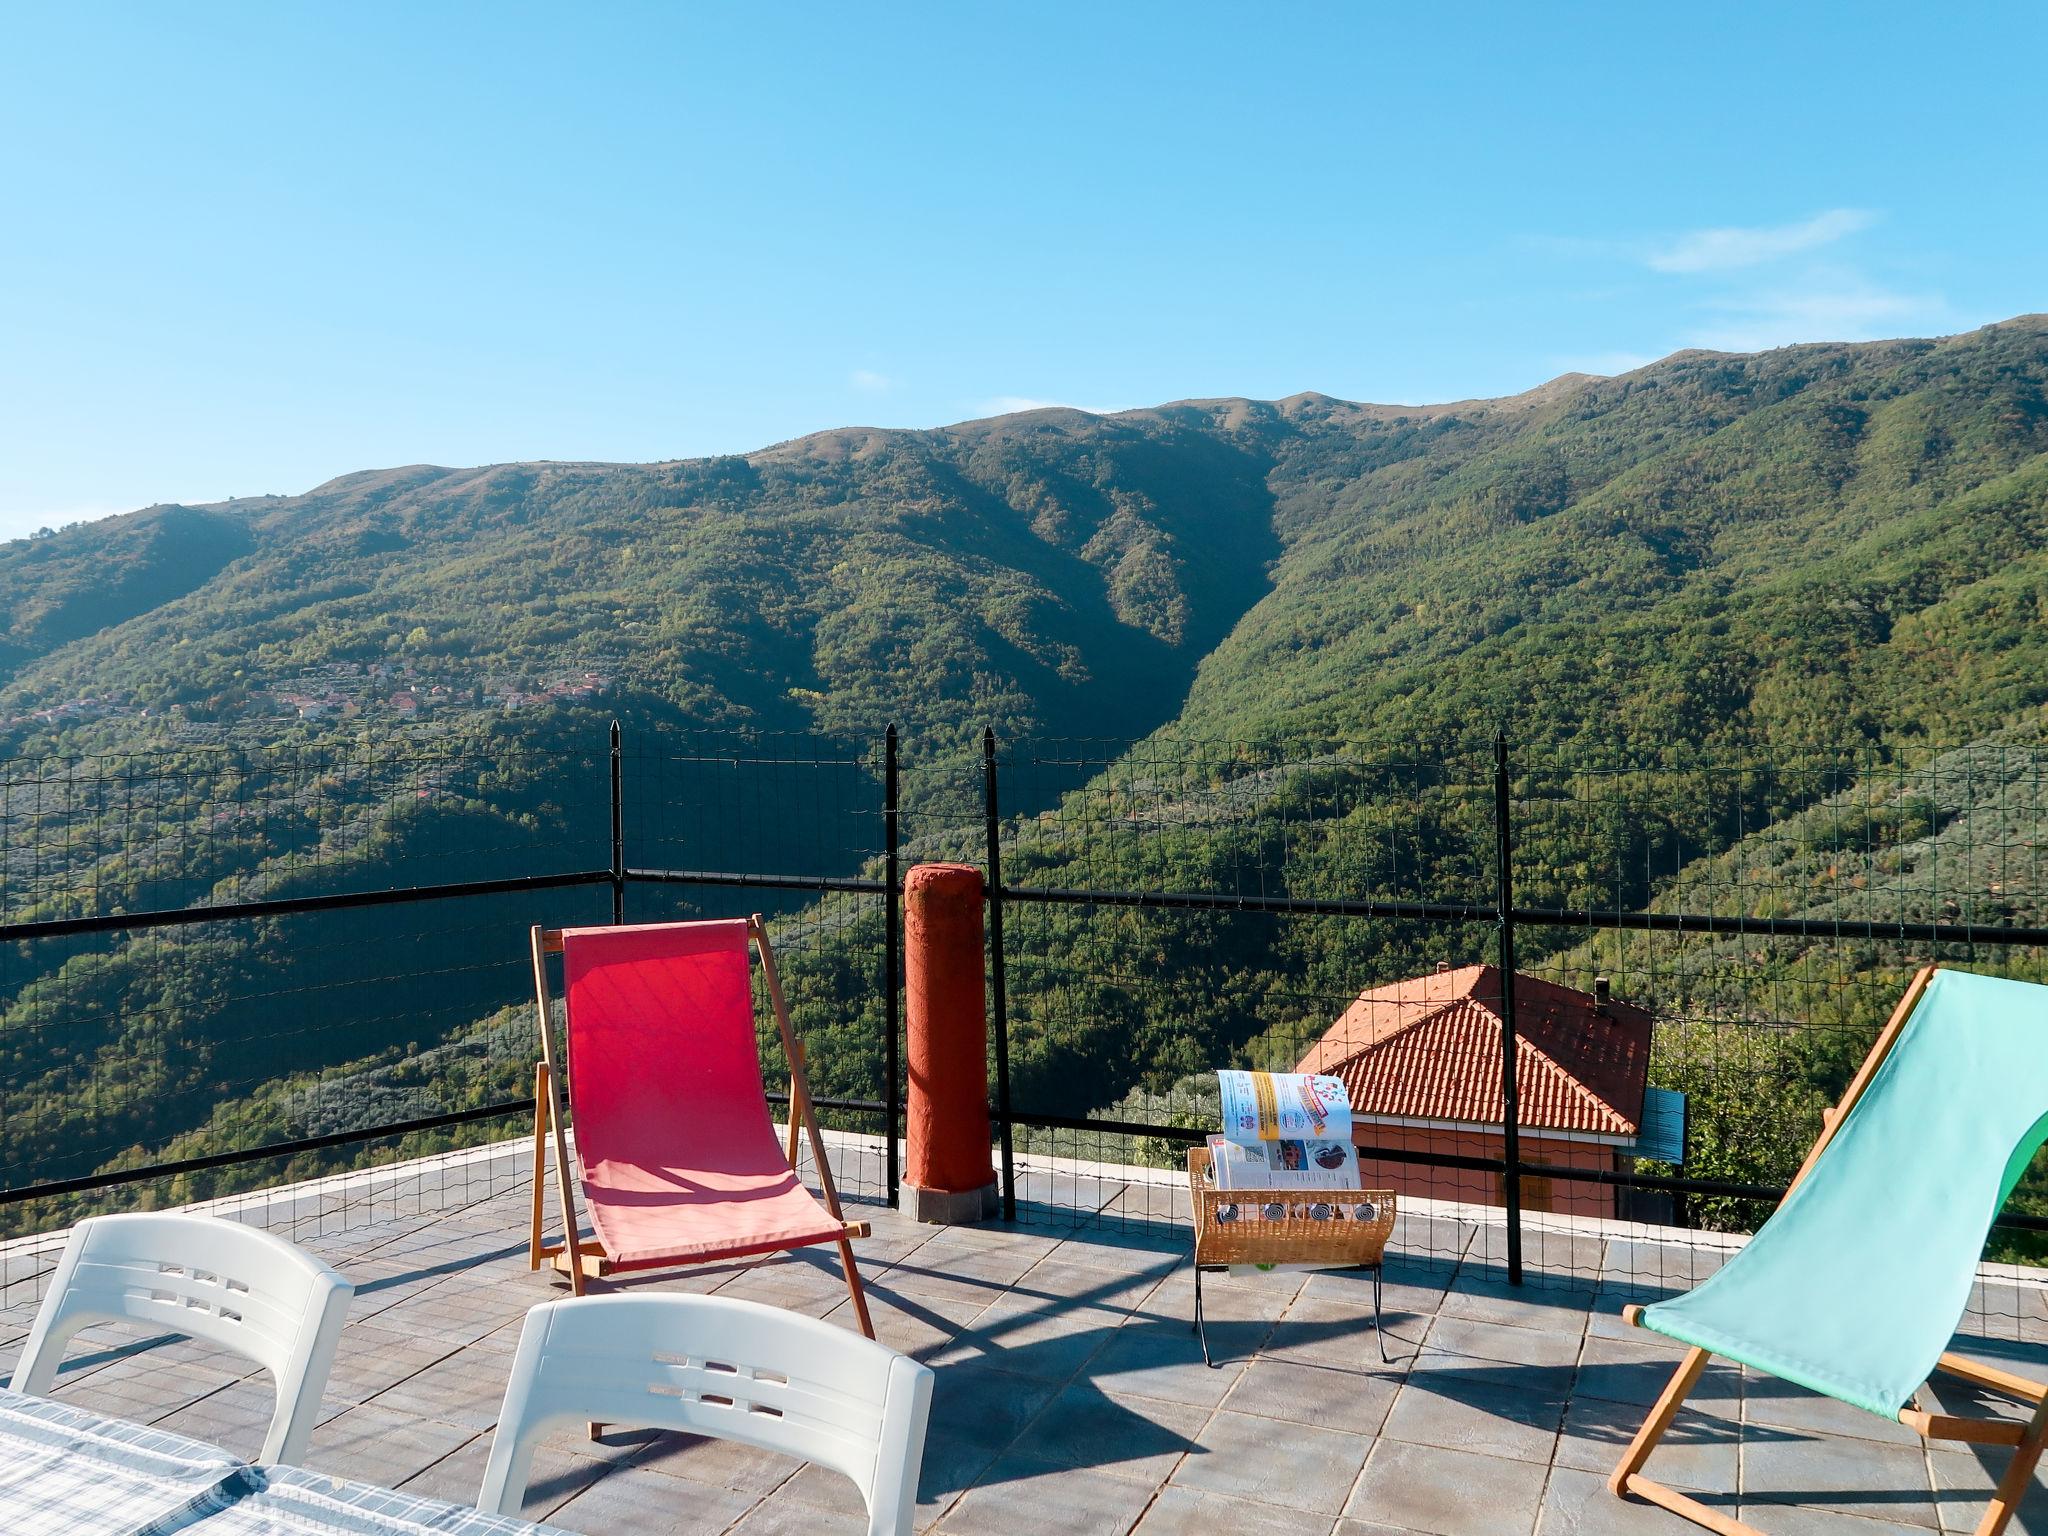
1209 1069 1361 1192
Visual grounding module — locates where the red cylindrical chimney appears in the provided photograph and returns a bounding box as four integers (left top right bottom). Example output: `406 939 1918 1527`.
903 862 998 1221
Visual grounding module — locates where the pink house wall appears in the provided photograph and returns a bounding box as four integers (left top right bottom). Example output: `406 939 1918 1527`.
1352 1124 1619 1219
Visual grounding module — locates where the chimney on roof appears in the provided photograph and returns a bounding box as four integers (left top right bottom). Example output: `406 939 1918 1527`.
1593 975 1611 1016
1435 960 1451 974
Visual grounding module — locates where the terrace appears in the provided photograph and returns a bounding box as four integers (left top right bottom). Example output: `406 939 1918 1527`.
4 729 2047 1534
3 1135 2045 1536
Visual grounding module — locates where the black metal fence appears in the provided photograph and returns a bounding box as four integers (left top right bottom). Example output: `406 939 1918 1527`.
2 722 2044 1328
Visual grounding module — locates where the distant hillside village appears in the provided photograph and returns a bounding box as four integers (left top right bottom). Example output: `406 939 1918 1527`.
6 661 616 734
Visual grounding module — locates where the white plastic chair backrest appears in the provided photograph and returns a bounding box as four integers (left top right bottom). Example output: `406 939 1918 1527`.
479 1295 934 1536
9 1212 353 1465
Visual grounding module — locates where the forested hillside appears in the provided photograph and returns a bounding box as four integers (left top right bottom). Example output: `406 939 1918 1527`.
5 315 2047 1237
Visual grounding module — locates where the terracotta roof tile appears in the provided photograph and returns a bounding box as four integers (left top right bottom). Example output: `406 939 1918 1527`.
1294 964 1651 1137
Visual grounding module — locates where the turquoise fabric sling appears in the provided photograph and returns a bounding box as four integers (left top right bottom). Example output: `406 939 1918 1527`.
1639 968 2048 1419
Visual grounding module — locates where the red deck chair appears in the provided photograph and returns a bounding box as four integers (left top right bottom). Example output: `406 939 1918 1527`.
526 916 874 1338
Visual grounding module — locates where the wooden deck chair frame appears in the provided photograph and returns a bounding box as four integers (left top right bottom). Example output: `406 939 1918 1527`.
525 914 874 1340
1609 966 2048 1536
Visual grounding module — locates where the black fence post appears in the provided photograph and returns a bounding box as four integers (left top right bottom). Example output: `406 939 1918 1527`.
609 720 626 925
1494 731 1525 1285
982 727 1018 1221
883 724 901 1208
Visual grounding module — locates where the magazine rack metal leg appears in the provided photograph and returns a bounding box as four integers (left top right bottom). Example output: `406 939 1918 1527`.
1193 1260 1385 1368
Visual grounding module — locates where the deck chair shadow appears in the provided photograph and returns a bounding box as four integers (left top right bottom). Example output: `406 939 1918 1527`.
1610 967 2048 1536
527 916 874 1341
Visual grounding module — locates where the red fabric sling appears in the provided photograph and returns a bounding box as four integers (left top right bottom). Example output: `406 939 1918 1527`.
558 919 847 1270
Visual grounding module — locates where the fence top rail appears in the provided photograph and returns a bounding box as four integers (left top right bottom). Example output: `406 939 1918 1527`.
988 879 2048 950
0 868 617 942
630 750 876 769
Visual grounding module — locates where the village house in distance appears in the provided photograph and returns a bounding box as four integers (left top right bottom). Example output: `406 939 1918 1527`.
1295 963 1680 1218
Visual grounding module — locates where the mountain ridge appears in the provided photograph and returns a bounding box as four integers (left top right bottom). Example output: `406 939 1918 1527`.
60 319 2030 540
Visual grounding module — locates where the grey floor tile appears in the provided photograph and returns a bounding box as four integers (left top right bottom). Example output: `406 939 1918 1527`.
1225 1357 1401 1437
874 1258 1037 1312
547 1465 756 1535
1909 1370 2039 1437
1599 1239 1728 1295
1924 1346 2048 1417
626 1428 808 1495
908 1438 1005 1529
320 1333 461 1418
357 1288 524 1349
1734 1504 1944 1536
1379 1375 1564 1465
1006 1379 1208 1484
400 1435 602 1520
939 1452 1160 1536
1145 1274 1303 1331
1347 1438 1548 1536
1262 1298 1415 1373
153 1379 279 1457
1419 1313 1584 1397
729 1484 869 1536
1044 1230 1191 1276
1585 1304 1658 1344
1087 1321 1249 1408
1438 1278 1594 1337
1539 1463 1731 1535
1170 1408 1371 1516
1739 1432 1941 1530
928 1358 1063 1455
774 1461 877 1524
1136 1485 1339 1536
43 1351 250 1428
394 1435 495 1506
1574 1334 1741 1410
1469 1225 1607 1282
363 1346 517 1431
1301 1263 1448 1314
1742 1374 1925 1447
1097 1184 1193 1223
1010 1256 1174 1313
1388 1216 1478 1271
712 1261 864 1315
1925 1441 2048 1535
822 1294 968 1361
305 1401 480 1487
928 1296 1123 1380
1553 1396 1739 1494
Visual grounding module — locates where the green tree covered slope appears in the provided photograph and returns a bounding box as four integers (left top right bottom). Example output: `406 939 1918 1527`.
4 316 2047 1220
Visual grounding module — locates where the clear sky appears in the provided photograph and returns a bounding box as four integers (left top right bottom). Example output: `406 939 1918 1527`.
3 2 2043 537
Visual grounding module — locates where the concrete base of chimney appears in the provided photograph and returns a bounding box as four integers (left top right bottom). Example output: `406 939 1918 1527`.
903 1181 1001 1225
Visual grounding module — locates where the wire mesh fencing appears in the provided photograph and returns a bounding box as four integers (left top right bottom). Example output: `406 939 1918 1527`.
0 722 900 1303
986 732 1500 1276
618 728 899 1207
972 728 2048 1345
1506 737 2048 1335
1 717 2044 1347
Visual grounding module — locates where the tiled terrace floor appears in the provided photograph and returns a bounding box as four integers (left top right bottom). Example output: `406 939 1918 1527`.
4 1180 2046 1536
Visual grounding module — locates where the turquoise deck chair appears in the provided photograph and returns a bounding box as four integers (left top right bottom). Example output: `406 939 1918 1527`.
1610 968 2048 1536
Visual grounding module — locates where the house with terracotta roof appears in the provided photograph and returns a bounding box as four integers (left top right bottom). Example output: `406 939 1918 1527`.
1295 962 1659 1218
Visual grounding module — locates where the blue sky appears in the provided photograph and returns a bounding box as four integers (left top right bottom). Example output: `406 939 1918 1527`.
3 3 2044 537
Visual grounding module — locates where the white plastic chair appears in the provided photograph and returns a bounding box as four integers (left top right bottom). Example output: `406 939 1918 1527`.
479 1294 934 1536
10 1212 353 1465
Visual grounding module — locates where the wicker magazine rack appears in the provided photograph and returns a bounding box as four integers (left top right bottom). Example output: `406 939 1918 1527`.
1187 1145 1397 1366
